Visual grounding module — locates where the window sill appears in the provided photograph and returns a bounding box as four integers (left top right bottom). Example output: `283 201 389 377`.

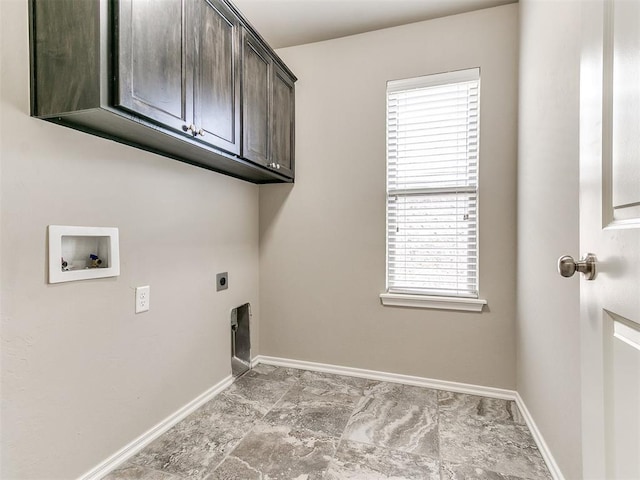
379 293 487 312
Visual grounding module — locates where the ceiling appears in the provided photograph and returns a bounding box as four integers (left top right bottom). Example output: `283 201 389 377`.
233 0 517 49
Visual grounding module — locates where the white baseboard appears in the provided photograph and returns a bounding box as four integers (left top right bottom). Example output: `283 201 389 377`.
78 375 233 480
253 355 565 480
514 392 566 480
250 356 262 369
253 355 515 400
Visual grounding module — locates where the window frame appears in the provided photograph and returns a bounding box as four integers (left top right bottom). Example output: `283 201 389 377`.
381 68 487 312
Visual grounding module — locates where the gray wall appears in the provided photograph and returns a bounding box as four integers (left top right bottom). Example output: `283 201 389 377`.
260 5 519 389
0 1 260 478
0 0 586 477
517 0 582 478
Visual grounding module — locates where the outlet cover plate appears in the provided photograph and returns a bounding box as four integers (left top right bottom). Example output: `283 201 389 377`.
136 285 150 313
216 272 228 291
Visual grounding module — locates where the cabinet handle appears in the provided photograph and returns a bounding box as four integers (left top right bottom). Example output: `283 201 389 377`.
198 129 205 137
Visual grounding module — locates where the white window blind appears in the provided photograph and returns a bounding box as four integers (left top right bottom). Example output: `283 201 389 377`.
386 68 480 298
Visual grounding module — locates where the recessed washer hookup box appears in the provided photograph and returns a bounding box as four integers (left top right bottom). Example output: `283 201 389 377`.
48 225 120 284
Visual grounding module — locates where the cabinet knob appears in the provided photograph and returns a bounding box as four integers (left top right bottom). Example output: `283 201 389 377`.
276 164 281 169
183 124 196 135
268 162 276 168
198 129 205 137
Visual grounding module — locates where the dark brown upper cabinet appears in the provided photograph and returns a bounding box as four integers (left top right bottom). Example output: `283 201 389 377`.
29 0 295 184
195 0 241 155
242 31 271 167
115 0 193 135
117 0 241 155
271 64 295 178
242 30 295 179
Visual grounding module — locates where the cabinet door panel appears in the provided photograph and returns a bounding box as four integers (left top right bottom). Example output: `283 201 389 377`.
195 0 240 155
272 65 295 178
32 0 101 116
242 32 270 166
115 0 192 133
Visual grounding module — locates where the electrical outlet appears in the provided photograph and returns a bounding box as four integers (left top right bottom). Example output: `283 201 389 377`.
216 272 228 291
135 285 150 313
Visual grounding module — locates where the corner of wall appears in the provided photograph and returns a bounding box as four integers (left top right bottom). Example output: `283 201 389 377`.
516 0 582 478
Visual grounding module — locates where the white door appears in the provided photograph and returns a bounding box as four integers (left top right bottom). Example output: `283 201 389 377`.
579 0 640 478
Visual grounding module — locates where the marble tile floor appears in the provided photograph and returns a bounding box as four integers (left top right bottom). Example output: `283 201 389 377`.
104 365 552 480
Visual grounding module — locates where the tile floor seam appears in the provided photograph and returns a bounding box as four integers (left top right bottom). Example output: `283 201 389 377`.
258 375 300 417
292 371 369 477
208 375 299 473
120 462 187 480
146 464 185 479
350 386 438 461
340 437 440 464
328 390 365 468
265 372 367 479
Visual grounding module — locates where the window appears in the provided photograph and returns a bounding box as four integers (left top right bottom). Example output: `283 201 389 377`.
381 68 486 311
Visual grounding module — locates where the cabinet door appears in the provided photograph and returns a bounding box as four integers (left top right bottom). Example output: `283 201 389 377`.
242 31 271 166
271 65 295 178
194 0 241 155
114 0 193 134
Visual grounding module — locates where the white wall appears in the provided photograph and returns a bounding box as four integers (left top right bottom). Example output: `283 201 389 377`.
260 5 519 389
517 0 582 478
0 1 260 478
